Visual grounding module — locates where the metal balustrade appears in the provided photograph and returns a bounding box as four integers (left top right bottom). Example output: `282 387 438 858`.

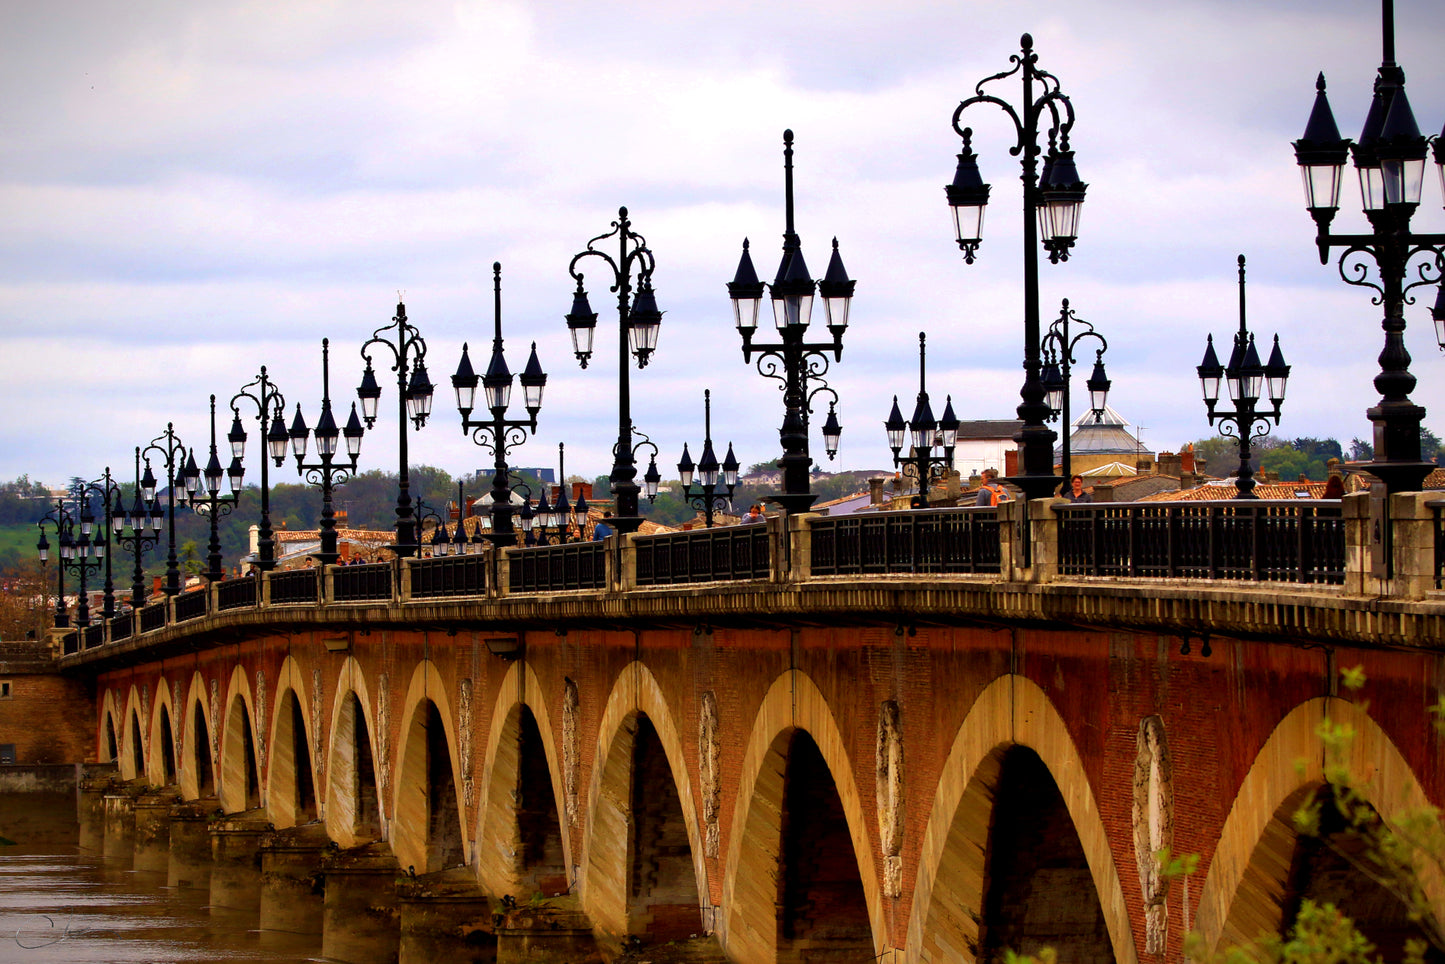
110 613 132 642
61 632 78 655
139 602 167 633
635 525 771 586
509 543 606 593
411 555 488 599
333 563 393 603
82 624 104 650
217 575 258 611
1058 501 1345 584
810 507 1002 576
175 590 208 622
270 568 320 605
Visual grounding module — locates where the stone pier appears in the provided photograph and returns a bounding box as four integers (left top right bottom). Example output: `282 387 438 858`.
168 797 219 889
494 895 603 964
132 788 180 874
209 810 271 915
396 867 496 963
259 822 329 936
321 841 402 964
78 775 116 853
101 780 146 865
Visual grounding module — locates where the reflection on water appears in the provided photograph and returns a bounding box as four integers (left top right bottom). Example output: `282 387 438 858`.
0 849 322 963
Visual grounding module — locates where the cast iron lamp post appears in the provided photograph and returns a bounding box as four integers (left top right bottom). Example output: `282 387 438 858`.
1293 0 1445 492
565 208 664 533
945 33 1088 500
884 333 960 507
142 422 192 596
36 499 80 628
1197 256 1291 500
1039 300 1110 482
677 390 741 528
727 130 853 515
229 366 289 572
535 443 587 544
37 481 112 627
190 394 244 582
358 300 435 556
111 448 163 607
289 338 365 566
76 470 122 620
453 262 547 548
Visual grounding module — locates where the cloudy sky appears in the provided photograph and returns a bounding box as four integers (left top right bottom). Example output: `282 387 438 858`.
4 0 1444 492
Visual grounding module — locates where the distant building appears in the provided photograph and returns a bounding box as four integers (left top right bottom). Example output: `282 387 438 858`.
1057 405 1154 477
952 420 1022 478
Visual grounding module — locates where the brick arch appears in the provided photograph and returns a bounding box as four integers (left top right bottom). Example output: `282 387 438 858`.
579 660 706 955
720 668 885 963
119 683 146 782
1195 697 1443 956
99 688 122 766
219 664 262 813
391 658 468 875
265 656 318 829
905 674 1137 964
326 656 384 848
474 659 570 898
179 671 216 800
147 674 178 787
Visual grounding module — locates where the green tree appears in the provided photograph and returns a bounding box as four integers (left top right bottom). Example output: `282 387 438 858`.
1349 438 1374 461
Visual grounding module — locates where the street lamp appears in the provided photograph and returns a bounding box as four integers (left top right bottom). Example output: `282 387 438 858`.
191 394 244 582
1197 256 1290 500
566 207 664 533
1040 299 1110 482
884 333 959 507
112 447 162 607
727 130 854 515
1293 0 1445 491
453 262 547 548
230 366 289 572
359 300 435 556
945 33 1087 500
289 338 365 566
535 443 588 544
36 480 110 627
37 498 80 628
77 470 122 620
677 390 741 528
142 422 191 596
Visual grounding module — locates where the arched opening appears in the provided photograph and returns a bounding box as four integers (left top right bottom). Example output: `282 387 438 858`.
329 692 381 845
398 699 464 874
978 746 1115 964
192 701 214 797
158 705 177 786
477 703 567 899
270 689 318 827
102 712 118 763
775 729 872 964
222 696 261 813
129 711 145 781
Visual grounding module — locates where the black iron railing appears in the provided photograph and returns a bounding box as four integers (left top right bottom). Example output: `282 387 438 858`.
810 507 1002 576
270 568 320 605
175 590 208 622
1057 501 1345 584
333 563 393 603
1431 501 1445 590
61 631 79 655
110 613 132 642
217 575 258 611
635 525 771 586
411 555 488 599
82 624 104 650
509 543 606 593
139 602 167 634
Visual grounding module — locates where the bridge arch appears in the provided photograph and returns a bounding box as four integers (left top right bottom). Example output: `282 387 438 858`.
99 688 121 767
1195 697 1443 956
474 659 571 898
119 683 146 782
720 668 884 964
326 657 384 848
906 673 1137 964
266 657 319 828
391 659 468 875
219 665 262 813
148 676 178 787
580 660 706 953
180 672 216 800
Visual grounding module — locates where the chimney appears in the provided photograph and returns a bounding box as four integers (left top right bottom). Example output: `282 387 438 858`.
1181 444 1195 474
868 477 886 505
573 481 593 502
152 575 162 598
1004 449 1018 476
1157 451 1182 478
1135 457 1154 474
1180 471 1196 491
1327 457 1342 479
1091 482 1115 503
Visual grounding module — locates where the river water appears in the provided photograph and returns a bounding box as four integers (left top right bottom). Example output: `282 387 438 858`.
0 848 323 964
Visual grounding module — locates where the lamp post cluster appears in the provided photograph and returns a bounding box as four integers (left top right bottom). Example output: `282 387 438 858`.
428 481 488 557
728 130 853 515
535 444 588 544
36 479 112 628
359 301 434 556
112 448 163 607
1041 300 1110 482
287 339 365 567
885 333 959 506
677 391 741 528
1197 256 1290 499
191 395 245 582
228 367 289 572
1293 0 1445 493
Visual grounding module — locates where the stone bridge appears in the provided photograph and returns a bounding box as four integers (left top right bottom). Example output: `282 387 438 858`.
57 496 1445 963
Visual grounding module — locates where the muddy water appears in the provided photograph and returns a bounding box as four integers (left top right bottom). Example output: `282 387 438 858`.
0 849 323 964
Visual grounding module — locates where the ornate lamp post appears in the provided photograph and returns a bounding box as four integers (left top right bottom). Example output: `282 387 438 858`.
945 33 1088 500
565 207 664 533
535 443 587 545
79 470 122 620
727 130 853 515
36 482 108 627
1293 0 1445 492
676 390 741 528
358 301 434 556
142 422 192 596
884 333 960 507
1039 300 1110 482
36 499 75 628
112 447 163 607
289 338 365 566
190 395 244 582
453 262 547 548
1197 256 1291 499
229 366 289 571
